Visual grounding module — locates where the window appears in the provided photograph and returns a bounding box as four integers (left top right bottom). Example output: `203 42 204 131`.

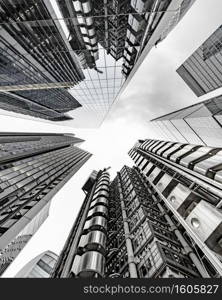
140 265 148 277
139 258 152 277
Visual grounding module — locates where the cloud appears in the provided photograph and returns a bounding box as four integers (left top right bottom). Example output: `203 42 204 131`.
106 46 196 126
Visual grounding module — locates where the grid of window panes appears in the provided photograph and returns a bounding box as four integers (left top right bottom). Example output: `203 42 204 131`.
0 0 195 126
177 25 222 97
0 0 128 126
69 46 125 120
28 253 57 278
150 95 222 147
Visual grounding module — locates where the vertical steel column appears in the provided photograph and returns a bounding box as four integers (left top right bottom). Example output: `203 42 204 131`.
134 168 210 278
156 202 210 278
103 0 109 50
117 173 138 278
52 174 98 277
72 170 110 277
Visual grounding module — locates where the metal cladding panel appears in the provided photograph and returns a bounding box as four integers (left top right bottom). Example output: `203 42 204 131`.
140 140 153 150
148 167 161 182
186 117 222 147
152 141 168 154
87 205 108 218
139 158 148 170
78 231 107 250
156 142 175 156
94 183 109 193
148 141 161 152
193 150 222 175
154 121 177 141
185 201 222 254
176 25 222 97
77 251 105 277
155 173 174 193
215 115 222 127
167 184 200 217
162 143 185 159
142 162 154 175
93 190 109 200
170 119 205 145
84 216 107 231
215 170 222 184
170 145 198 162
90 197 108 208
162 120 187 143
144 140 156 150
179 146 213 168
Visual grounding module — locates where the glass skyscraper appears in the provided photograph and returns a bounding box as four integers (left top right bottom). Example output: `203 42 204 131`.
0 203 50 275
0 0 196 127
150 95 222 147
177 25 222 97
0 132 91 275
15 251 58 278
52 138 222 278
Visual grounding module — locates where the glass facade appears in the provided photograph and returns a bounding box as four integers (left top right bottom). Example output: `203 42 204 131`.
16 251 58 278
52 145 222 278
128 140 222 277
177 25 222 96
0 132 91 275
0 234 31 275
151 95 222 147
0 0 195 127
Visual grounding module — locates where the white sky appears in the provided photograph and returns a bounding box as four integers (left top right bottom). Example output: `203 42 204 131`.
2 0 222 277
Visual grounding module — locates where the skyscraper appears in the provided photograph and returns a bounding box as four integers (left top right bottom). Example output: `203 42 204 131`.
177 25 222 97
0 201 50 275
15 250 58 278
0 0 84 121
150 95 222 147
0 132 91 275
52 138 222 278
0 0 196 127
128 138 222 277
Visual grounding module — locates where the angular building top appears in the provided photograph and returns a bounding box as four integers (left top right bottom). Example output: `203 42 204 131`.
150 95 222 147
0 0 196 127
177 25 222 96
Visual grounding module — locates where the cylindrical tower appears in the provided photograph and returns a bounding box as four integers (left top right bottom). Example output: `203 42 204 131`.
52 169 110 278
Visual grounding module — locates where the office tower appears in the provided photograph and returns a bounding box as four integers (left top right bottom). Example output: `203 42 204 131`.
0 235 30 275
0 202 50 275
150 95 222 147
0 132 91 275
16 251 58 278
0 0 84 121
0 0 196 127
52 139 222 278
52 169 110 278
177 25 222 96
119 0 196 78
128 139 222 277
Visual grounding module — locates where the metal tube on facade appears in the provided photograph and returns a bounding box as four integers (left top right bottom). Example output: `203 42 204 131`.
117 174 138 278
156 203 210 278
129 139 222 277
